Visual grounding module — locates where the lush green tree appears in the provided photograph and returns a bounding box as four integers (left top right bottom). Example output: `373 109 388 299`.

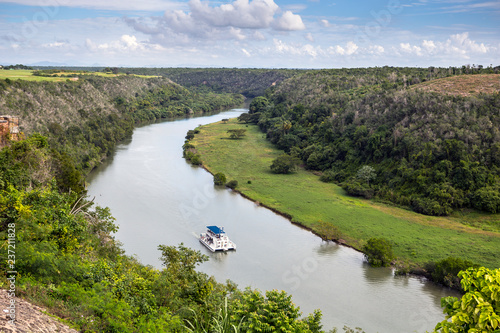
190 154 202 165
270 154 301 174
434 267 500 333
356 165 376 185
214 172 227 185
249 96 269 114
362 238 394 267
232 289 323 333
227 129 247 139
226 180 238 189
429 257 478 290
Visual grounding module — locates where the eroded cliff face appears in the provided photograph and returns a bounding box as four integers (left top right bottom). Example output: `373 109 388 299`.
0 75 175 135
0 289 78 333
0 116 20 148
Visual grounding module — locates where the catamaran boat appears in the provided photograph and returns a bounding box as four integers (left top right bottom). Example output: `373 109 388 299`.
199 226 236 252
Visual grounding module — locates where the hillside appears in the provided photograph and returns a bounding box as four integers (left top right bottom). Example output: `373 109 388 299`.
121 67 302 97
411 74 500 96
0 74 244 182
247 70 500 216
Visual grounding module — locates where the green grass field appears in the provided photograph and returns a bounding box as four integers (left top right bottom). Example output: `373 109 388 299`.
0 69 158 81
191 119 500 268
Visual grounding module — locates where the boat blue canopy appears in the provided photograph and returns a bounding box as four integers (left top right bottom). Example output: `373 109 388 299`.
207 226 225 234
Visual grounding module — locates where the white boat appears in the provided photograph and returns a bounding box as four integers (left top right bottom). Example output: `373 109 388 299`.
199 226 236 252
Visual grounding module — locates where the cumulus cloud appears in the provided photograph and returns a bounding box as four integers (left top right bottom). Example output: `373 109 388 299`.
272 11 306 31
328 41 358 55
397 32 491 59
189 0 279 29
125 0 305 45
273 39 319 57
320 19 330 27
85 34 162 53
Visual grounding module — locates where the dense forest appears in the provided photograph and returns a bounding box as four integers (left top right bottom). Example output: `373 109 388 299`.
243 66 500 216
32 66 302 98
0 75 244 178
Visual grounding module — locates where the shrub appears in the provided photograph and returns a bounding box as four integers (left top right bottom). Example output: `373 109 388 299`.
411 197 452 216
227 129 246 139
213 172 226 186
190 155 202 165
185 130 195 140
270 154 301 174
342 179 374 199
226 180 238 189
472 186 500 213
428 257 478 290
362 238 394 267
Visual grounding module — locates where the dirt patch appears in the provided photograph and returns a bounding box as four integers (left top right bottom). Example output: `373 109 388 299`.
411 74 500 97
0 289 78 333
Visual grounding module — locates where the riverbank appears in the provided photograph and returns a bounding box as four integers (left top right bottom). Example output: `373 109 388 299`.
190 118 500 269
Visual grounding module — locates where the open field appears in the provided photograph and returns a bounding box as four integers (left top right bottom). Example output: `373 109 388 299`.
191 118 500 268
411 74 500 96
0 69 158 81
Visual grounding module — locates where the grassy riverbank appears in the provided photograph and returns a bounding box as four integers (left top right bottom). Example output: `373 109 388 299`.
191 118 500 269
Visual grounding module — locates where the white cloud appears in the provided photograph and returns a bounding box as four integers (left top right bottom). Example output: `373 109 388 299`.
368 45 384 55
189 0 279 29
124 0 305 46
242 48 251 56
272 11 306 31
85 34 163 53
397 32 491 59
422 40 436 53
345 41 358 55
305 32 314 42
327 41 358 55
320 19 330 27
272 39 319 56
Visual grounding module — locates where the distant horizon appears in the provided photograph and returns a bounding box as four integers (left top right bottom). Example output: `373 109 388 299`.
2 63 499 70
1 0 499 68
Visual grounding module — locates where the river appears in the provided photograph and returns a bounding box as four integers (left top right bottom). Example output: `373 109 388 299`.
86 108 458 332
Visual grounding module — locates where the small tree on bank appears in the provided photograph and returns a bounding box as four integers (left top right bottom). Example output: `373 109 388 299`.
362 238 394 267
213 172 227 186
270 154 301 174
227 129 246 139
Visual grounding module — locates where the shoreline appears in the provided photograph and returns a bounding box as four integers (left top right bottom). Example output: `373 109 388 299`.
198 159 443 287
188 118 500 291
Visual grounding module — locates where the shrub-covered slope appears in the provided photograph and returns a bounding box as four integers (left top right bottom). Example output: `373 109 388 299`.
0 75 244 174
121 67 302 97
251 69 500 215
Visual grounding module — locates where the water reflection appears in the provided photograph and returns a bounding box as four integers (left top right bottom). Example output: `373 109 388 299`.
362 262 394 285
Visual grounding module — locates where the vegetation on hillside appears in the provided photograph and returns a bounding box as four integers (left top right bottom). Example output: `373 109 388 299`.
187 119 500 270
0 79 323 331
1 75 243 174
246 67 500 216
118 67 302 97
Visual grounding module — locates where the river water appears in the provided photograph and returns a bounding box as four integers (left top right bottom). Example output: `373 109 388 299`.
87 108 458 332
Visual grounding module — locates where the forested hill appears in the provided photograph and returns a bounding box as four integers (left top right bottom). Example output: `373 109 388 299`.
0 74 244 181
117 67 302 97
247 68 500 216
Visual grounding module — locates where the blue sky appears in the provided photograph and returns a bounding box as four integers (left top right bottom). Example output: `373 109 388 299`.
0 0 498 68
